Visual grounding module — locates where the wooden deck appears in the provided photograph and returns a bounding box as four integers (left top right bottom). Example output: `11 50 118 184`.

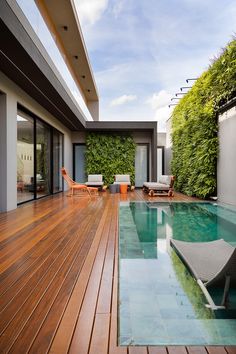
0 190 235 354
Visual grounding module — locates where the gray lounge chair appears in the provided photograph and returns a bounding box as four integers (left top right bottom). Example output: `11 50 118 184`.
170 238 236 310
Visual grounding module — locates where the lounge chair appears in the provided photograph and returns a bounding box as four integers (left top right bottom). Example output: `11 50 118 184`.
85 174 104 190
143 175 175 197
61 167 98 197
170 238 236 310
113 175 131 187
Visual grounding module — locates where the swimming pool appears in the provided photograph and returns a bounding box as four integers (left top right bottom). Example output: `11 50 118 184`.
118 202 236 346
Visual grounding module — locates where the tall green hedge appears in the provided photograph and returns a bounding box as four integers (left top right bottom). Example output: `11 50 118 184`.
171 39 236 198
85 133 136 185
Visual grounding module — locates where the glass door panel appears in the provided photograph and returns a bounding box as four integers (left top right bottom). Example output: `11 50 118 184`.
135 145 148 187
157 148 164 180
36 120 51 198
74 145 86 183
17 113 34 203
53 131 63 193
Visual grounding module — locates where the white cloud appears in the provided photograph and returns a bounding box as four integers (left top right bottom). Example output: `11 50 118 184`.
146 90 174 132
146 90 172 110
74 0 109 26
110 94 137 106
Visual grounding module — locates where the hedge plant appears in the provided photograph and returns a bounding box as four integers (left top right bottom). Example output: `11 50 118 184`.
171 39 236 198
85 133 136 185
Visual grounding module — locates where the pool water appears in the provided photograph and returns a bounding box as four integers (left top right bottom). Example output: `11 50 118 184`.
119 202 236 346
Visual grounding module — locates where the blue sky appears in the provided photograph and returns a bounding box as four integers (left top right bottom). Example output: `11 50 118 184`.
75 0 236 130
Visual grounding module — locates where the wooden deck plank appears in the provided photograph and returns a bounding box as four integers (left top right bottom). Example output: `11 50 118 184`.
148 347 168 354
89 314 110 354
187 347 208 354
167 346 188 354
128 347 148 354
96 197 117 314
206 347 227 354
68 202 113 354
109 197 128 354
28 201 107 354
0 205 81 273
225 348 236 354
0 220 88 352
0 195 67 241
0 206 87 309
6 202 104 354
48 202 110 354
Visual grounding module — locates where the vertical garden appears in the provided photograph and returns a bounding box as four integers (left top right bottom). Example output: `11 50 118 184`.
85 133 136 185
171 39 236 198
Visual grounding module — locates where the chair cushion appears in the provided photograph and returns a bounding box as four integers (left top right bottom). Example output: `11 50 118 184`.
85 181 104 186
115 175 130 183
158 175 171 186
114 181 131 186
143 182 169 191
88 174 103 182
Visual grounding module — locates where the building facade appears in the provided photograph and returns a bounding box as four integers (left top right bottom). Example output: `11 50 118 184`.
0 0 157 212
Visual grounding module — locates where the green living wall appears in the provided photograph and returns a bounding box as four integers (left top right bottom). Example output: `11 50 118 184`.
171 39 236 198
85 133 136 185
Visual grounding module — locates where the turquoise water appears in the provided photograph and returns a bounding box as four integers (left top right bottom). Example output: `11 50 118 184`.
119 202 236 346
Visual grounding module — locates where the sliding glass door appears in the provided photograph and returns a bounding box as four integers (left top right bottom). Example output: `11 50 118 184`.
53 130 63 193
73 144 86 183
36 120 51 198
17 107 64 204
135 144 149 187
17 113 34 203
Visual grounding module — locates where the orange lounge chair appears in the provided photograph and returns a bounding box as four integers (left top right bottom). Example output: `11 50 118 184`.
61 167 98 197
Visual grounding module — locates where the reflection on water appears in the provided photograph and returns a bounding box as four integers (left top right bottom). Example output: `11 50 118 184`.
119 202 236 346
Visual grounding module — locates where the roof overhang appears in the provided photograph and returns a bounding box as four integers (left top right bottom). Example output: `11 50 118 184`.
0 0 87 130
35 0 99 120
86 121 157 133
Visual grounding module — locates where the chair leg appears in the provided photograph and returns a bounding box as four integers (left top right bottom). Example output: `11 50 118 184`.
87 187 91 197
197 279 226 310
221 275 231 306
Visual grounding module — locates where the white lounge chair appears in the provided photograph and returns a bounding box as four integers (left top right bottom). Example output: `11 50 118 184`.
143 175 175 197
113 174 131 187
85 174 104 190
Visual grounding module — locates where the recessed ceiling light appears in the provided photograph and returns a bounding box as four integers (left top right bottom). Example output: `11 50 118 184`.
74 55 78 59
62 25 68 31
81 75 86 79
87 89 91 93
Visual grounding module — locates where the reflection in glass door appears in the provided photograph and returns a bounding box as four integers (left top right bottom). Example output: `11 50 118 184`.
36 120 51 198
53 130 63 193
17 113 34 203
135 145 149 187
74 144 86 183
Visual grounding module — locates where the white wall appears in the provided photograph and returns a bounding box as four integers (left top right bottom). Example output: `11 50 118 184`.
217 104 236 206
0 71 73 211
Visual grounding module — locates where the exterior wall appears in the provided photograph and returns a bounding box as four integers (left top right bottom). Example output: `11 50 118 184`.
0 71 73 211
217 104 236 206
157 133 166 147
165 117 172 175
